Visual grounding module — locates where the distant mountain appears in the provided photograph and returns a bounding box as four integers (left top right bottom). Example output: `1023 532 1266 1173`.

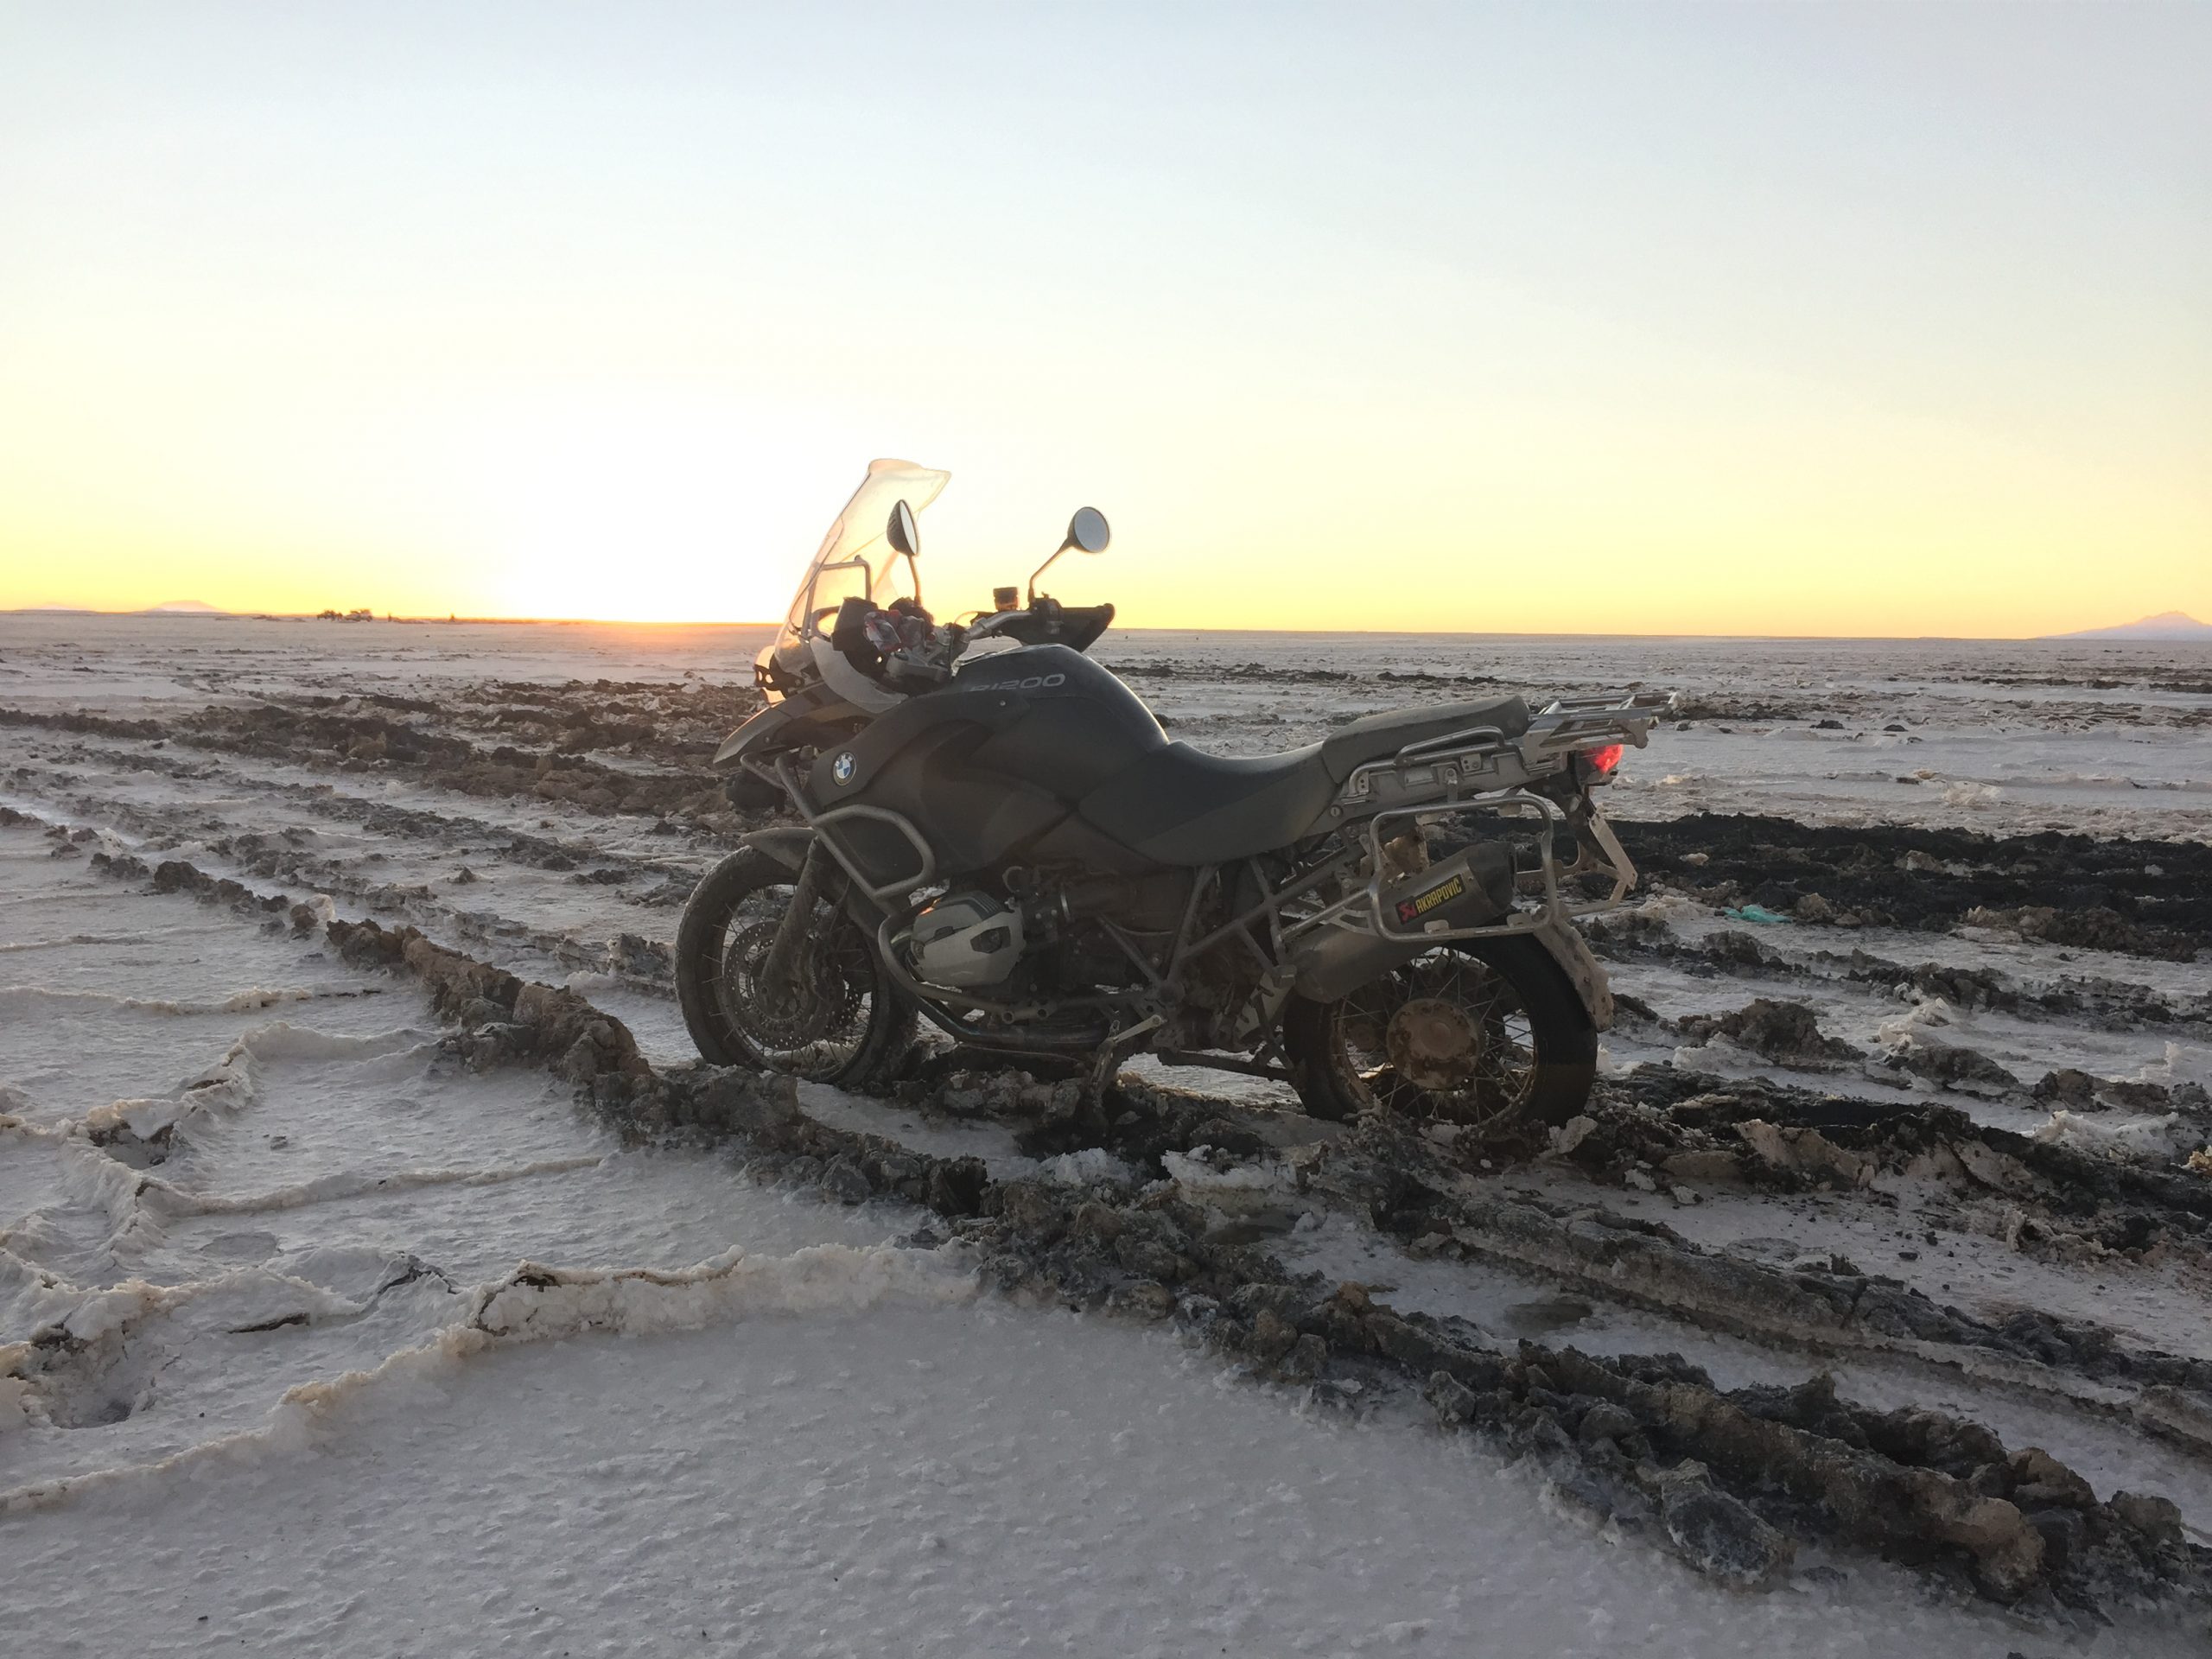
2045 611 2212 642
142 599 227 614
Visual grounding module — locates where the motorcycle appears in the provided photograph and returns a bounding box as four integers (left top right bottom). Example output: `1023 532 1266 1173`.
678 459 1667 1129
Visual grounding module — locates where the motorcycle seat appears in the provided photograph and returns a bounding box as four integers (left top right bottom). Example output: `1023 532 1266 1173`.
1076 696 1533 867
1077 743 1338 866
1318 695 1530 783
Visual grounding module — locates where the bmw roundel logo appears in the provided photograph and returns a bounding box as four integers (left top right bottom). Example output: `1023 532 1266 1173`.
831 752 855 785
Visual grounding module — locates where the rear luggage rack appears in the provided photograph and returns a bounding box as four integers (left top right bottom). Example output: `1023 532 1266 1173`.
1334 689 1671 811
1519 690 1673 766
1301 688 1668 945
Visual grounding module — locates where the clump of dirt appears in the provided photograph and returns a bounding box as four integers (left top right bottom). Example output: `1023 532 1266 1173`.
135 857 296 919
1963 904 2198 962
1664 694 1812 722
1787 892 1889 927
1897 961 2014 1010
326 916 649 1085
1583 907 1677 953
2034 1069 2102 1109
1586 916 1789 981
1884 1038 2023 1095
892 1062 1270 1169
1677 999 1860 1070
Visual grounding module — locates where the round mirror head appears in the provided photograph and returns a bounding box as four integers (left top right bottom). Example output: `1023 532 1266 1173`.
887 499 918 557
1068 506 1110 554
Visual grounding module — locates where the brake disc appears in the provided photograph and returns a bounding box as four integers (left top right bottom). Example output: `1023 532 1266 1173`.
724 918 861 1048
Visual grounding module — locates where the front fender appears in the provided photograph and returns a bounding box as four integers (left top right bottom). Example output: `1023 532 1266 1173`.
738 825 813 873
713 702 804 767
736 826 900 926
1531 916 1613 1032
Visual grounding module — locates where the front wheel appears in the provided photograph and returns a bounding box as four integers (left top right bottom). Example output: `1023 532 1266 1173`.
1282 934 1597 1131
675 845 914 1087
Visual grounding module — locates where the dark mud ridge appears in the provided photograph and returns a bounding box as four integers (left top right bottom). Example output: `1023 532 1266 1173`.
1109 659 1362 685
0 679 772 833
1567 1063 2212 1262
1615 979 2209 1108
19 736 704 898
1593 916 2212 1043
7 780 684 988
1616 813 2212 960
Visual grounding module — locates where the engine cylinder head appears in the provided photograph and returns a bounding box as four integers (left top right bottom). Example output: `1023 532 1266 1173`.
909 893 1026 988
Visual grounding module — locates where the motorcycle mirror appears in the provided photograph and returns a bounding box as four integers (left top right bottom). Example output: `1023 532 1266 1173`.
886 499 919 557
1064 507 1110 554
1030 504 1111 603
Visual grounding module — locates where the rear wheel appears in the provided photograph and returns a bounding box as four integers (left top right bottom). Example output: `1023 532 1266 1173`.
676 846 913 1086
1282 934 1596 1130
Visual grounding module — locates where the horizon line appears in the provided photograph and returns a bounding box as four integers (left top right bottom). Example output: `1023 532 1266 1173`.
4 607 2207 645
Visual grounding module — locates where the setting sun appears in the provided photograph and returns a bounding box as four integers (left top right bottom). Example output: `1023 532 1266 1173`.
3 8 2206 637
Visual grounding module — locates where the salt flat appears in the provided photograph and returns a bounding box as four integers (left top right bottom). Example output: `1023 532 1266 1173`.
3 613 2209 1652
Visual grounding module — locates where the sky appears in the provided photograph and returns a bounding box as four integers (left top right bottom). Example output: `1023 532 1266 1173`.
1 3 2206 636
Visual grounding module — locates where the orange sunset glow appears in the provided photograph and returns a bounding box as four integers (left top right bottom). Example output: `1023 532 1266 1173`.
3 7 2205 638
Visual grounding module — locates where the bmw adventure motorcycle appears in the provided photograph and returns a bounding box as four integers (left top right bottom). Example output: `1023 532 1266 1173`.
678 460 1667 1128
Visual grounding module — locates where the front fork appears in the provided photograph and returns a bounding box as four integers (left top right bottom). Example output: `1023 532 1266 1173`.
759 840 833 1000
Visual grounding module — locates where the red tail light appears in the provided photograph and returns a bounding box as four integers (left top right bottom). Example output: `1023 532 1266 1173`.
1586 743 1624 774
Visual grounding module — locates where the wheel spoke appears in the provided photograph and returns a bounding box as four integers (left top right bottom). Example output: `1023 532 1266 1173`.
1327 949 1541 1129
714 883 878 1079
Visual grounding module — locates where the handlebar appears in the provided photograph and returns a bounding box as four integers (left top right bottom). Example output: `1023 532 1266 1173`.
969 601 1116 653
829 595 1117 697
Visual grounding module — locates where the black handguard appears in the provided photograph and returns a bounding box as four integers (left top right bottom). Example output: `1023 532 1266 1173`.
990 601 1116 652
830 595 887 681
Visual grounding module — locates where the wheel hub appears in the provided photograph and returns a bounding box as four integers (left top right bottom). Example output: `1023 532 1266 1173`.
1386 996 1481 1092
724 919 857 1047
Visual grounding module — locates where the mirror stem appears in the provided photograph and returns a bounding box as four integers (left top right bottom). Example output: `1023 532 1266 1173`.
1027 539 1073 606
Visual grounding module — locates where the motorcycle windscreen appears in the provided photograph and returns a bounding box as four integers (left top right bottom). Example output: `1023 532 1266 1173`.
777 459 950 655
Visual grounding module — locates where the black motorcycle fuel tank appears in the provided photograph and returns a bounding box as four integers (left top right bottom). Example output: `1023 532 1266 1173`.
953 645 1168 800
800 645 1170 881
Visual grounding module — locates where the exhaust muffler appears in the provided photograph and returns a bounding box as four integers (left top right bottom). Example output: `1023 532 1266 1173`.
1288 842 1516 1003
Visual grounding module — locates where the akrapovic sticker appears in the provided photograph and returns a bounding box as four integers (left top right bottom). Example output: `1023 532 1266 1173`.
1395 872 1465 924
